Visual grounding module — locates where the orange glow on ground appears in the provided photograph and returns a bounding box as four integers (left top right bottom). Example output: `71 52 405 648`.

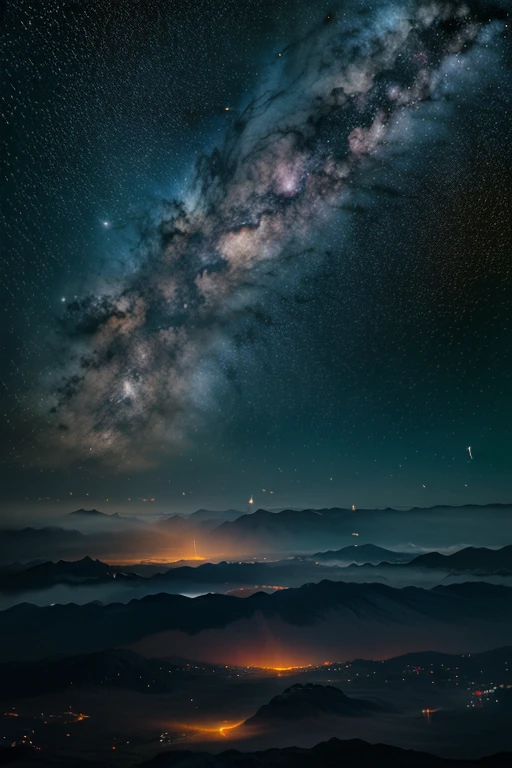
177 720 247 739
218 721 246 736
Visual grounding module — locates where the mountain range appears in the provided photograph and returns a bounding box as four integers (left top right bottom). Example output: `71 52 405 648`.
2 580 512 663
0 556 136 592
2 503 512 565
407 546 512 573
0 556 342 595
340 545 512 579
208 504 512 554
2 544 512 599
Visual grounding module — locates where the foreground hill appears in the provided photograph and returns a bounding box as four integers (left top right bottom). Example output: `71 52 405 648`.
2 580 512 664
136 737 510 768
244 683 383 726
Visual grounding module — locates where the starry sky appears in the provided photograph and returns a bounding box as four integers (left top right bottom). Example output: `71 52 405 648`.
1 0 512 518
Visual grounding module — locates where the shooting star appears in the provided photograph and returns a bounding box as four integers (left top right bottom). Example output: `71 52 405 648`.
467 446 473 460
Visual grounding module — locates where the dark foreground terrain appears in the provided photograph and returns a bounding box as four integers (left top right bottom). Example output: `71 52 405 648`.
2 738 510 768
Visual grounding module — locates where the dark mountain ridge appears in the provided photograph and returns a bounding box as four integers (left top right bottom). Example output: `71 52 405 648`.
2 544 512 598
411 545 512 572
1 579 512 662
341 545 512 576
0 556 138 592
136 737 510 768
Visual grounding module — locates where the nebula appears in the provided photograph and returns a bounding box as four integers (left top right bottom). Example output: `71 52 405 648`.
37 1 507 469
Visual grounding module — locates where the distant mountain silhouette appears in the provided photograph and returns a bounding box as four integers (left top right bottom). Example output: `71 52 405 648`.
0 526 86 566
1 504 511 567
69 508 108 517
208 504 512 554
312 543 414 564
245 683 383 726
136 737 510 767
211 508 346 552
155 514 194 532
66 508 144 527
189 508 245 524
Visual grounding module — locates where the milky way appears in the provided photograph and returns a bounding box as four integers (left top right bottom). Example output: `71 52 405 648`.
36 1 507 469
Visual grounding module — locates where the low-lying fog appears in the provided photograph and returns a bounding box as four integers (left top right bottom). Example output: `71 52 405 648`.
0 565 510 612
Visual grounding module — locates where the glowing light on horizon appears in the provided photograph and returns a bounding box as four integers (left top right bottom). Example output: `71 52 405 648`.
241 661 320 673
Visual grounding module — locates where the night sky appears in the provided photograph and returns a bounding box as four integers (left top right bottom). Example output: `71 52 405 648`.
1 0 511 517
